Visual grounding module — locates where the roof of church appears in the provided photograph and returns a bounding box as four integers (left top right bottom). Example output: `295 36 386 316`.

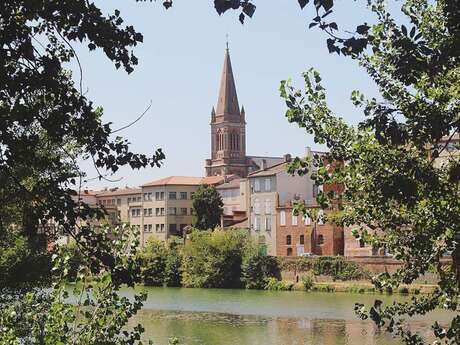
216 48 240 116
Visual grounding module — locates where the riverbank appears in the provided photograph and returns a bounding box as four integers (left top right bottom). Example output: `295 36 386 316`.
290 280 438 294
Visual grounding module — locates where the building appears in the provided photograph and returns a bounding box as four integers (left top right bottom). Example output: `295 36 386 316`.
246 151 319 255
277 203 344 257
205 46 284 177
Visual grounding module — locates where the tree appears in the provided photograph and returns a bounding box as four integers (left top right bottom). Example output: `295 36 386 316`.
280 0 460 343
1 1 166 342
192 185 224 230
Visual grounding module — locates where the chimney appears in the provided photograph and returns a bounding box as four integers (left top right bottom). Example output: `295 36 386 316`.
284 154 292 162
261 159 267 170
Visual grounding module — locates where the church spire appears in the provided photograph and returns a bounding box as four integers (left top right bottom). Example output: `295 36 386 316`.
216 45 240 117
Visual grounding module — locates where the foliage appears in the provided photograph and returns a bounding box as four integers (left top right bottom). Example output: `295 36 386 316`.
180 229 248 288
301 273 315 291
192 185 224 230
280 0 460 343
164 238 183 287
59 242 84 282
0 225 151 344
313 257 370 281
137 238 168 286
241 248 280 289
264 277 294 291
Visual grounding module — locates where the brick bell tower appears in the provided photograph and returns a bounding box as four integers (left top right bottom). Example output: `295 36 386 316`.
205 44 248 177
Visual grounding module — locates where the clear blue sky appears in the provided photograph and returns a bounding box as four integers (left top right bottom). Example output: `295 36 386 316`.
75 1 380 189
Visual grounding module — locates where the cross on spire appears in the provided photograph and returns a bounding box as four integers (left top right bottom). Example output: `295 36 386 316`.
226 33 229 51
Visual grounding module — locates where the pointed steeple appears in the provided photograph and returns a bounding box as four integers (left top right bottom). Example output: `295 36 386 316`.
211 106 216 122
216 47 240 117
241 105 245 122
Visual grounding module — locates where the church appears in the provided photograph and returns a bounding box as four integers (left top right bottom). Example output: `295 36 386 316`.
205 46 284 178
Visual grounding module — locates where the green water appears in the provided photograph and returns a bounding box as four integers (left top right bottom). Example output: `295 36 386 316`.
125 287 452 345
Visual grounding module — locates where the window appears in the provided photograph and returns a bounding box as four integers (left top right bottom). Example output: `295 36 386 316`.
265 200 271 214
136 209 140 217
143 224 148 232
131 209 136 217
148 208 152 216
144 193 148 201
180 192 187 200
265 217 271 231
155 224 160 232
359 238 365 248
180 208 187 216
155 192 160 200
160 224 165 232
254 179 260 192
300 235 305 245
148 224 153 232
169 224 177 233
117 199 121 206
264 178 271 191
292 214 298 226
317 234 324 245
127 197 131 204
137 196 142 202
254 216 261 231
169 192 177 200
160 208 165 216
168 207 177 215
160 192 164 200
254 199 260 214
280 211 286 226
287 248 293 256
286 235 292 245
304 215 311 225
102 200 106 205
144 208 148 215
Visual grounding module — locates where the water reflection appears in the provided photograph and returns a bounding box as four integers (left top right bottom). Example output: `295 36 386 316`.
133 309 414 345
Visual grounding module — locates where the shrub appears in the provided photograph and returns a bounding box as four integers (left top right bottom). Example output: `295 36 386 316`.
180 229 248 288
398 287 409 294
241 250 280 289
410 287 421 295
164 239 182 287
313 256 370 281
138 239 168 286
301 273 315 291
264 277 293 291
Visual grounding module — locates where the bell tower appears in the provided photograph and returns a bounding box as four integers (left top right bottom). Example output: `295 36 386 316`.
205 45 248 177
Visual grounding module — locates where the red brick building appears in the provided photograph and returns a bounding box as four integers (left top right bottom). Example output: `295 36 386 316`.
276 202 344 257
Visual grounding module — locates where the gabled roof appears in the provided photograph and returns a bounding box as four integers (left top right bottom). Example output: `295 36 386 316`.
96 187 141 197
216 178 241 190
247 161 288 178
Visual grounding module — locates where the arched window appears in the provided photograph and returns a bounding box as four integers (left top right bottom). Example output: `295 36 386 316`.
300 235 304 245
236 134 240 150
216 133 220 151
287 247 293 256
286 235 292 245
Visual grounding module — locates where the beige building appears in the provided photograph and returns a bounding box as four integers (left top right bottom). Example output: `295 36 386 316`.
90 176 229 246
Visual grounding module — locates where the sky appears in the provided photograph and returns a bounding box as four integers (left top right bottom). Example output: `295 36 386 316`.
75 0 382 190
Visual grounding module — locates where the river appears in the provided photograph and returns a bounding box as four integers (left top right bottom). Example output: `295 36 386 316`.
122 287 451 345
